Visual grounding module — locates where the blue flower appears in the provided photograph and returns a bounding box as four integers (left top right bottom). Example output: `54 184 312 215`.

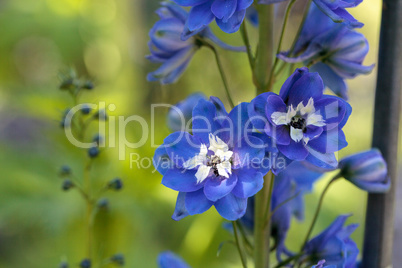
158 251 191 268
303 215 359 268
313 0 363 28
339 149 390 193
173 0 253 37
154 97 266 221
147 2 245 84
167 93 207 132
249 67 351 170
278 4 374 99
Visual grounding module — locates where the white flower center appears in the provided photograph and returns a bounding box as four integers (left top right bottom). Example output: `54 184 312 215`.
271 98 326 143
183 134 233 184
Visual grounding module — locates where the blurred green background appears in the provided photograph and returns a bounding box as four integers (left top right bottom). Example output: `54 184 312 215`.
0 0 400 267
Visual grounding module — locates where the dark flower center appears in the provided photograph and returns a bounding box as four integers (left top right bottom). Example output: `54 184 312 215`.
290 117 306 130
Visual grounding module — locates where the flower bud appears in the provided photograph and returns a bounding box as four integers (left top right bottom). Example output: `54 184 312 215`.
82 80 94 90
339 149 390 193
108 178 123 191
94 109 107 121
59 261 69 268
110 254 125 266
92 134 103 145
81 104 92 115
97 198 109 209
59 165 71 177
88 147 100 158
62 179 74 191
79 259 91 268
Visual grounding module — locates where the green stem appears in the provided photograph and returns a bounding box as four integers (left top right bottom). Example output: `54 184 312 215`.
255 4 274 95
203 42 235 108
266 0 297 91
299 173 342 251
84 160 93 259
254 171 274 268
232 221 248 268
240 22 255 70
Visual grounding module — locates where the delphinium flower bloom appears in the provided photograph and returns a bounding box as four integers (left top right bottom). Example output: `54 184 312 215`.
158 251 190 268
302 215 359 267
249 67 351 169
167 93 207 132
147 2 244 84
313 0 363 28
278 4 374 99
339 149 390 193
172 0 253 37
153 97 267 220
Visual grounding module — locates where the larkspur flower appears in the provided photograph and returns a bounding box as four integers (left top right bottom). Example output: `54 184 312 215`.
172 0 253 37
154 97 266 221
167 93 207 132
339 149 390 193
249 67 351 170
147 2 245 84
158 251 190 268
278 4 374 99
303 215 359 267
313 0 363 28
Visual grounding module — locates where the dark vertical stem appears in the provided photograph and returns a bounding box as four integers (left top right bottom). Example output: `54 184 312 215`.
362 0 402 267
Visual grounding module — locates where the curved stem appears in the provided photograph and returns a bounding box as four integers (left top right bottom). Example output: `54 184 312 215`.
232 221 248 268
299 173 342 251
84 160 93 259
266 0 297 90
203 41 235 108
240 22 255 70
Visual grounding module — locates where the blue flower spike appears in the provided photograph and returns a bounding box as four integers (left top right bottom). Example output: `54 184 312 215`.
158 251 191 268
167 93 207 132
249 67 351 170
339 149 390 193
312 260 336 268
304 215 359 267
147 2 245 84
278 4 374 99
154 97 267 221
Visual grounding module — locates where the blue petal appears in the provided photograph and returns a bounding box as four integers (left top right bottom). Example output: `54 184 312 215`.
211 0 237 21
305 145 338 170
308 129 347 154
158 251 191 268
279 67 310 103
221 102 254 146
248 92 275 132
314 95 349 131
310 62 348 100
232 136 265 169
201 28 246 52
172 192 190 221
349 176 391 193
216 9 246 33
232 169 264 198
286 71 324 107
173 0 210 6
237 0 254 10
185 188 214 214
277 140 309 161
192 98 222 143
214 193 247 220
163 132 203 167
186 2 215 32
204 174 238 201
153 146 172 175
162 168 203 192
265 124 291 146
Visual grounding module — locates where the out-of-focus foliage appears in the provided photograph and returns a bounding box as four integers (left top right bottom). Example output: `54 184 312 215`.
0 0 400 267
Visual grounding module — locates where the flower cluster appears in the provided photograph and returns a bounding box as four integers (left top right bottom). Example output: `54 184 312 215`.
57 70 125 267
